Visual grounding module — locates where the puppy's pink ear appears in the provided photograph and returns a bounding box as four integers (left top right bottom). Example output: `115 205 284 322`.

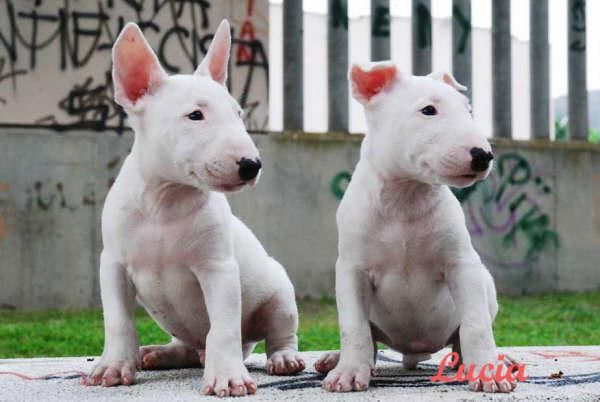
195 19 231 85
112 23 167 108
428 71 467 92
350 63 398 104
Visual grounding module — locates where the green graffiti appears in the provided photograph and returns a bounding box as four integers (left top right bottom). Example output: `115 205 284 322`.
501 208 559 260
330 171 352 200
452 4 471 54
330 0 348 30
415 3 431 49
453 152 560 266
451 183 479 203
371 6 390 37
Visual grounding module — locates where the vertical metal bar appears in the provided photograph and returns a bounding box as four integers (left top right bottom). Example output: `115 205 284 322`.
530 0 550 139
492 0 512 138
568 0 588 140
328 0 349 132
412 0 432 75
452 0 472 100
371 0 390 61
283 0 303 130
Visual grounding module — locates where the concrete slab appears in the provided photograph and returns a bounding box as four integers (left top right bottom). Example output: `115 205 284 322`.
1 346 599 401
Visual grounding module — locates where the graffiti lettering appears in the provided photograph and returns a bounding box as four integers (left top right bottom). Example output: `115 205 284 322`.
0 183 14 242
569 0 586 52
454 152 559 267
452 4 470 54
415 2 431 49
0 0 269 132
330 171 351 200
25 181 95 212
371 6 390 38
329 0 348 30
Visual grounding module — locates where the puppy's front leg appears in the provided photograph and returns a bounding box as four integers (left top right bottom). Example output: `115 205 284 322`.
447 263 516 393
194 259 256 397
86 251 138 386
323 258 374 392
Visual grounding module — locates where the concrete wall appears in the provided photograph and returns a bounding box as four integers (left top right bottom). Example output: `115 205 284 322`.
1 130 599 309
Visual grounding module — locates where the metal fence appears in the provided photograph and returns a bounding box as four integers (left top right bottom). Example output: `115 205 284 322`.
281 0 589 140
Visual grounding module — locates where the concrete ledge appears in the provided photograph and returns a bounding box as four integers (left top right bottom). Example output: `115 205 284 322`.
3 124 599 151
1 346 599 401
1 128 600 308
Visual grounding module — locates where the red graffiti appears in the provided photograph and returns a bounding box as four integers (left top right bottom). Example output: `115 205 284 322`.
237 0 256 63
530 350 600 362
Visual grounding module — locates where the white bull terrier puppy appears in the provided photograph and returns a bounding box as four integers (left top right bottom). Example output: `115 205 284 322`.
315 63 516 393
84 20 304 397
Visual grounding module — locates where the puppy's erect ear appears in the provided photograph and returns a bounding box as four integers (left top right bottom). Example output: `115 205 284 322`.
112 23 167 109
350 63 398 104
195 19 231 85
428 71 467 92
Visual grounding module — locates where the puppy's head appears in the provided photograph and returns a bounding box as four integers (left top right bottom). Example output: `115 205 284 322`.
112 20 261 192
350 63 492 188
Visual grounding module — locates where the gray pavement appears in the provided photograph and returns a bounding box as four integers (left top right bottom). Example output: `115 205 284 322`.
1 346 599 401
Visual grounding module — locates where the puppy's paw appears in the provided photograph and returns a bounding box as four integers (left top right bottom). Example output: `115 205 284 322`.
469 378 517 393
202 364 257 397
83 358 137 387
314 352 340 374
465 354 519 393
266 350 305 375
322 363 371 392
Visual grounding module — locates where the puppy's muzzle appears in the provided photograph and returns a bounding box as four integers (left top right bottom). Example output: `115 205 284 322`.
470 147 494 172
237 157 262 181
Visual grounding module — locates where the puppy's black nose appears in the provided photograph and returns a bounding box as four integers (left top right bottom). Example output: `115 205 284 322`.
470 147 494 172
237 157 261 181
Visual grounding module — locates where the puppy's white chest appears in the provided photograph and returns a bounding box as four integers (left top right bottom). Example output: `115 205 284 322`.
123 211 203 269
369 220 433 271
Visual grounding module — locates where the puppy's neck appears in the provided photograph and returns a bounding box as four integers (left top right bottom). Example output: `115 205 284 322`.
140 180 209 223
378 179 441 222
127 146 210 223
363 160 442 222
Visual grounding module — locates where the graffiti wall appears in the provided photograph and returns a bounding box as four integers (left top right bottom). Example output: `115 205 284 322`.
453 152 561 292
0 0 269 132
453 153 559 269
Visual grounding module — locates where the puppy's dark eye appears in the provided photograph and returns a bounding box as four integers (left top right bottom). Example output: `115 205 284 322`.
421 105 437 116
187 110 204 121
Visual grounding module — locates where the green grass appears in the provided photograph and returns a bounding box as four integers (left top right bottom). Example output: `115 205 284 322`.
0 292 598 358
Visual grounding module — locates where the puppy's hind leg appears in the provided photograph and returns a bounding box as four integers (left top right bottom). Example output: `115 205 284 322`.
316 325 378 374
243 342 257 360
140 338 202 370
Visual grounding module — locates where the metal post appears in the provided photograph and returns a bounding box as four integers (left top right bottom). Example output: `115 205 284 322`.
530 0 550 140
412 0 432 75
452 0 472 100
328 0 349 132
283 0 303 130
371 0 390 61
492 0 512 138
568 0 588 140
